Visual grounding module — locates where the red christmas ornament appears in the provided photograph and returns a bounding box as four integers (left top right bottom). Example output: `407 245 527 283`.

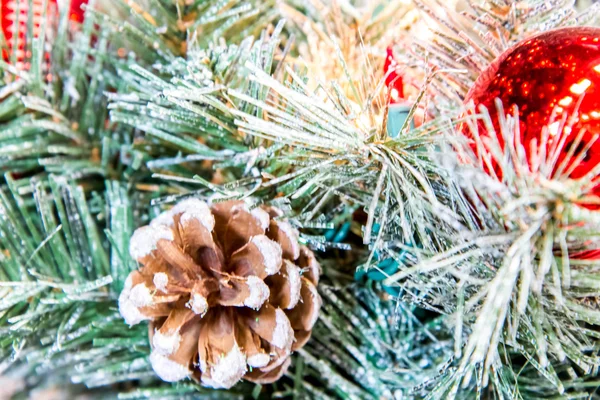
384 47 405 104
571 249 600 259
67 0 87 23
463 27 600 207
1 0 87 62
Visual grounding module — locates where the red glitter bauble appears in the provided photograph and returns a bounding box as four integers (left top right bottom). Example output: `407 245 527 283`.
463 26 600 202
1 0 87 61
384 47 405 103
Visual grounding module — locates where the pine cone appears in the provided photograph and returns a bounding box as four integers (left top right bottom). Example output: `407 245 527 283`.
118 199 321 389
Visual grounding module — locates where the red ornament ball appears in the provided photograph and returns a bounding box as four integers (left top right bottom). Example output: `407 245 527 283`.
1 0 87 61
463 26 600 202
384 47 405 104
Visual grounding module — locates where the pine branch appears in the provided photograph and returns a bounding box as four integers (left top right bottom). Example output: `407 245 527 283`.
382 105 600 398
0 1 459 398
4 0 599 398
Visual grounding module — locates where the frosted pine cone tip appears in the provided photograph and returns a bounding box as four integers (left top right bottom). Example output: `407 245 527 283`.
118 199 321 389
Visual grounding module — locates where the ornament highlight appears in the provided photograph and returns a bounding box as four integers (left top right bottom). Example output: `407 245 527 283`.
119 199 321 389
463 26 600 205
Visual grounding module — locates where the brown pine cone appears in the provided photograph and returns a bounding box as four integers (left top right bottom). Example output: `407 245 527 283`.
118 199 321 389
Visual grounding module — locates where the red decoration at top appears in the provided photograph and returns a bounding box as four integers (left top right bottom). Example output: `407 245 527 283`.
463 27 600 208
1 0 87 62
384 47 404 104
570 249 600 259
68 0 87 23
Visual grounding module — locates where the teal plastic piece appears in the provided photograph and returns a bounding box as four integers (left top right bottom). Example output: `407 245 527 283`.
325 222 351 243
387 103 415 138
328 221 405 297
355 250 407 297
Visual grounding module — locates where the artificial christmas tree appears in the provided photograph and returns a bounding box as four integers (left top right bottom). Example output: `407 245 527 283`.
2 0 600 399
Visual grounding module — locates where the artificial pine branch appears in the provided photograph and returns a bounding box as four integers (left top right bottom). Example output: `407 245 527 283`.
0 1 459 398
3 0 600 398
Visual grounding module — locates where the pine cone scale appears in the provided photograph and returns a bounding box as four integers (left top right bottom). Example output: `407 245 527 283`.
179 217 224 270
287 278 321 332
298 246 320 285
223 209 265 256
245 357 292 384
266 260 302 309
155 239 207 279
268 220 300 260
228 236 282 278
149 321 201 383
216 275 270 309
196 308 247 388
